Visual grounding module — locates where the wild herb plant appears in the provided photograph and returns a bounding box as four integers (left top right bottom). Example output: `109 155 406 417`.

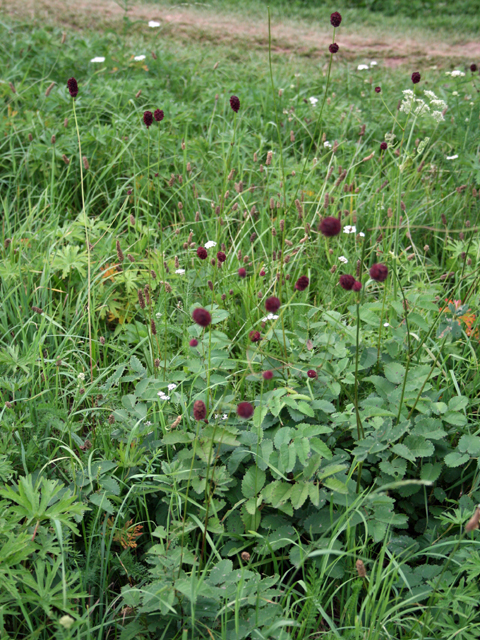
0 5 480 639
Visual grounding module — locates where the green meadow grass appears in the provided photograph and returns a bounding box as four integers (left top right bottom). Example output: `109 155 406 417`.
1 7 480 639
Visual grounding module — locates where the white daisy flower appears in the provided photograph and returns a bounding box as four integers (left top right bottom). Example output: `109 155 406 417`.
175 268 185 274
148 20 161 27
134 55 146 61
167 383 177 391
446 155 458 160
324 141 332 148
90 56 105 63
343 225 356 234
357 64 369 71
338 256 348 264
204 240 217 249
261 313 279 321
309 96 318 106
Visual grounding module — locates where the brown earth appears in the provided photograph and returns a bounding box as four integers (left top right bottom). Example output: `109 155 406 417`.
3 0 480 65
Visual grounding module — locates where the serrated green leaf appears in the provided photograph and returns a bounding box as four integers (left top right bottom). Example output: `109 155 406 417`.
290 482 310 509
311 399 336 414
443 411 467 427
403 436 435 458
384 362 406 385
448 396 468 412
444 452 470 467
391 443 416 462
280 442 296 473
309 482 320 506
458 434 480 456
310 438 333 459
295 437 310 466
241 467 266 499
297 401 314 417
89 492 116 515
163 432 195 445
253 405 268 429
420 463 443 482
322 477 348 494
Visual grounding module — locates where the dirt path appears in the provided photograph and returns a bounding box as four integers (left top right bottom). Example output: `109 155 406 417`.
3 0 480 65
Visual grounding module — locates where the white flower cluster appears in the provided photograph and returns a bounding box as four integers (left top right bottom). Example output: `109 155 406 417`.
399 89 447 123
205 240 217 249
338 256 348 264
175 268 185 274
214 413 228 420
445 70 465 77
261 313 279 321
309 97 318 106
343 225 356 234
157 391 170 401
90 57 105 63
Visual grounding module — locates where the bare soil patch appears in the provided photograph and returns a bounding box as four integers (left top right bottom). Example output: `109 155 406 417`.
3 0 480 65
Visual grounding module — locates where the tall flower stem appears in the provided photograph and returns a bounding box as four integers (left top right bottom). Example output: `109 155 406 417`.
72 100 93 383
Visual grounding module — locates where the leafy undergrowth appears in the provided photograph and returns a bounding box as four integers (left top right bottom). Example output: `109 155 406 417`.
1 9 480 640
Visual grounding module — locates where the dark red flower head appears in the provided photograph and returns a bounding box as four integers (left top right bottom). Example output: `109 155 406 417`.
411 72 421 84
238 267 247 278
154 109 164 122
230 95 240 113
370 263 388 282
259 269 266 277
339 274 355 290
217 251 227 263
307 370 317 379
295 276 309 291
197 246 208 260
265 296 281 313
263 370 273 380
319 216 341 237
189 338 198 347
67 77 78 97
249 330 261 342
193 400 206 421
143 111 153 128
375 86 381 93
192 307 212 327
470 63 478 72
237 402 254 419
352 280 362 292
380 141 388 151
330 11 342 27
329 43 339 54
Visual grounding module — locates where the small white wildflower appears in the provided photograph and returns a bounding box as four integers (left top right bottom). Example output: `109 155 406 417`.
358 232 365 237
414 99 430 116
78 373 85 382
145 421 152 426
290 84 295 88
134 55 146 61
466 118 470 122
261 313 279 321
370 61 377 67
446 155 458 160
470 102 475 106
156 312 162 319
430 99 447 109
452 91 459 97
309 96 318 106
222 414 228 420
157 391 170 401
424 90 438 100
385 132 396 143
90 56 105 63
204 240 217 249
384 322 390 327
343 225 356 234
450 70 465 77
167 383 177 391
432 111 445 123
338 256 348 264
148 20 161 27
357 64 369 71
324 141 332 148
175 268 185 274
58 616 75 630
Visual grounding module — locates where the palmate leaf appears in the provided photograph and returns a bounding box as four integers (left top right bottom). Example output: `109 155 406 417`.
0 475 88 535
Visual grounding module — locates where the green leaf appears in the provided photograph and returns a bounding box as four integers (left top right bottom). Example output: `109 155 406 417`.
443 411 467 427
311 399 336 414
322 477 348 494
458 434 480 456
421 463 443 482
253 405 268 429
403 436 435 458
384 362 406 385
89 492 116 515
391 443 416 462
297 401 314 417
310 438 333 459
295 437 310 466
163 432 195 445
444 452 470 468
448 396 469 412
274 427 292 449
241 467 266 499
290 482 310 509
